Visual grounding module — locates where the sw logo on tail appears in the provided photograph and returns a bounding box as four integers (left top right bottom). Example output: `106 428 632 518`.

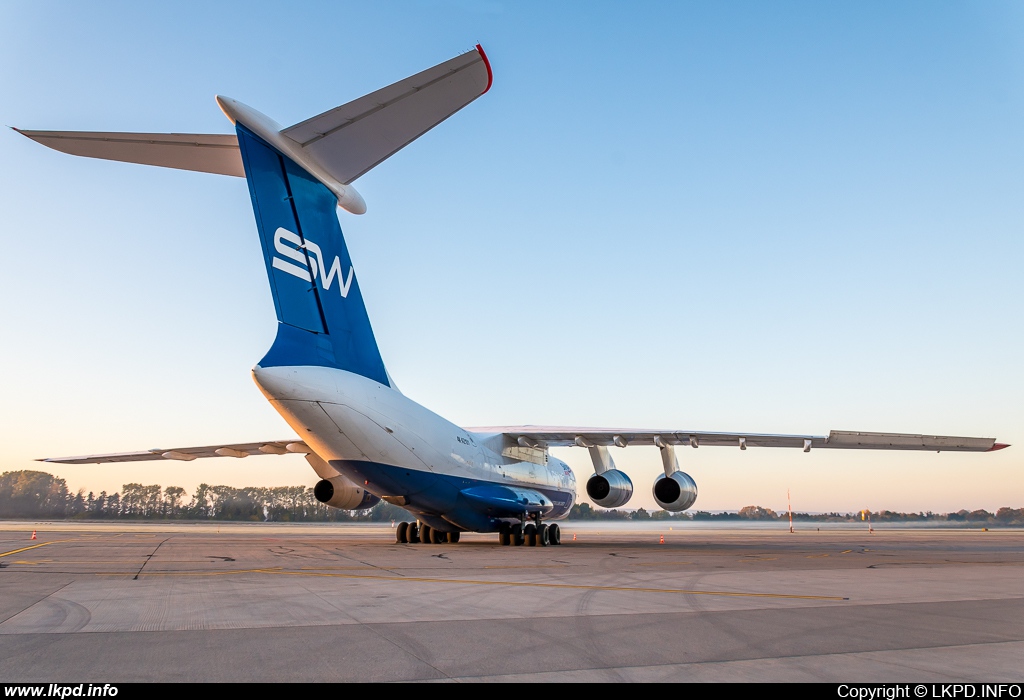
272 227 355 298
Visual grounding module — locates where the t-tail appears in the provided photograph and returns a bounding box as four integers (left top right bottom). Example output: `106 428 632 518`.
13 44 493 391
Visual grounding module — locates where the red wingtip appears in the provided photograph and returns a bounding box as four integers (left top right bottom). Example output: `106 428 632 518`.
476 44 493 94
986 443 1010 452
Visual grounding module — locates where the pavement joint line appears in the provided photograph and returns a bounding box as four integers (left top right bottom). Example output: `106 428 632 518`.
251 569 851 600
482 564 571 569
95 567 285 577
86 566 850 599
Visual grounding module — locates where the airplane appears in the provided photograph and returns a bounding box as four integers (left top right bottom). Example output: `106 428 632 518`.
19 45 1008 547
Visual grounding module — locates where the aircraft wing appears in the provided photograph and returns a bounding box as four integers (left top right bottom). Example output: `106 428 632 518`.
15 45 492 188
39 440 309 465
468 427 1008 453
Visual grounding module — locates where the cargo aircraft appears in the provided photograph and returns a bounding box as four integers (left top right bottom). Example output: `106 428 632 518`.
20 46 1007 546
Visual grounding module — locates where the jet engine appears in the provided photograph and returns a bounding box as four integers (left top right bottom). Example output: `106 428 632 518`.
314 475 381 510
652 471 698 512
586 469 633 508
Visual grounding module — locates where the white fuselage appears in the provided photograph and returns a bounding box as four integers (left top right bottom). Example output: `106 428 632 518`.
252 365 576 528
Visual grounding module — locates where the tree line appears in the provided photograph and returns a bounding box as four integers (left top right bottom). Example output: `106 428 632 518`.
2 470 1022 525
0 470 411 522
568 502 1024 525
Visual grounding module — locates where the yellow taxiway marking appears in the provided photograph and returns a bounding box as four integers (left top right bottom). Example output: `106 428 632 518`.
840 549 853 554
0 542 64 558
247 568 848 601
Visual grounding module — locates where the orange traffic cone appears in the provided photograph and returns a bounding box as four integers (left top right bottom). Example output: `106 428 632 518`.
30 531 37 540
572 533 577 541
659 534 665 544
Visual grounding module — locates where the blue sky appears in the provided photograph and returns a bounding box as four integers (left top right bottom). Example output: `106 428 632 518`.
1 1 1022 512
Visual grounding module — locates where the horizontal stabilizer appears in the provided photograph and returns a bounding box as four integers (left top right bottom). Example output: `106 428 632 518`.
13 129 243 176
15 45 492 212
38 440 307 465
281 45 492 184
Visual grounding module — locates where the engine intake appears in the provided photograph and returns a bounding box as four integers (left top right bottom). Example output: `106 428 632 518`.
652 471 698 512
314 476 381 510
586 469 633 508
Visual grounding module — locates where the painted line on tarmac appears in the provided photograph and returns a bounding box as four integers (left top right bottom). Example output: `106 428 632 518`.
0 541 66 558
250 568 849 601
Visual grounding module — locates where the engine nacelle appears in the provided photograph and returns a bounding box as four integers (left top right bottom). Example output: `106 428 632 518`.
652 471 698 512
314 476 381 510
586 469 633 508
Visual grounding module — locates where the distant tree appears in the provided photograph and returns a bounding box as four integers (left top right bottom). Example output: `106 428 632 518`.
105 492 120 517
0 470 69 518
631 507 651 520
92 491 108 518
568 503 594 520
68 489 86 518
996 507 1024 524
165 486 186 517
738 506 778 520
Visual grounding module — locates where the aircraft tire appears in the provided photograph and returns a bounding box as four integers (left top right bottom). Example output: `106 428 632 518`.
537 524 549 547
407 523 420 544
447 531 461 544
430 528 445 544
499 530 510 546
548 523 561 545
524 523 537 546
420 524 432 543
511 523 524 546
396 521 409 544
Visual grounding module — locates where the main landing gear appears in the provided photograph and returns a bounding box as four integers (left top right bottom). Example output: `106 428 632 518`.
396 521 460 544
499 515 561 547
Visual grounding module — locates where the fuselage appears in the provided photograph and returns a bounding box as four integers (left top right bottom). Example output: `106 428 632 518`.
252 364 577 532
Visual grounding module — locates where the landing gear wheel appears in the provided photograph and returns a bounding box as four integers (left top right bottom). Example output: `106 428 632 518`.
447 531 461 544
396 521 409 544
524 523 537 546
430 527 445 544
511 523 524 546
420 524 432 544
407 522 420 544
499 522 511 546
548 523 561 545
537 523 550 546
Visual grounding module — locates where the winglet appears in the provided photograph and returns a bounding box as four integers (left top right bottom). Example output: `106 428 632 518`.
476 44 493 93
986 443 1011 452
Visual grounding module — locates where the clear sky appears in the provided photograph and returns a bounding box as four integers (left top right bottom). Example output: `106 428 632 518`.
1 1 1022 513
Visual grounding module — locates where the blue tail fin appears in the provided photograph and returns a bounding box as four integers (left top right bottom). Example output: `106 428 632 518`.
236 124 390 387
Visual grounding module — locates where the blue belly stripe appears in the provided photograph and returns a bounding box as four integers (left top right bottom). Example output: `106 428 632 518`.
328 459 575 532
